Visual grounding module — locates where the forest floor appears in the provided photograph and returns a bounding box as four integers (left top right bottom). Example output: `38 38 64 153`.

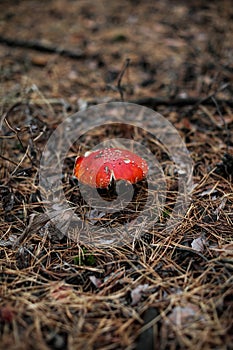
0 1 233 349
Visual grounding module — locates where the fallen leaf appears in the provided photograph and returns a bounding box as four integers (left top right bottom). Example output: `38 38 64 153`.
214 197 227 219
191 236 206 252
167 303 200 327
131 284 149 306
89 275 102 288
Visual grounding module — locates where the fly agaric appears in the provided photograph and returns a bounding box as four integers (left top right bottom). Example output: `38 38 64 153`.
73 148 148 189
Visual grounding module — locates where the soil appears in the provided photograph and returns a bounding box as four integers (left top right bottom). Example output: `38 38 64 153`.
0 1 233 349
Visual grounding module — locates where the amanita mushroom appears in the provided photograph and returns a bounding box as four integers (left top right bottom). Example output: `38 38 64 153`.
73 148 148 189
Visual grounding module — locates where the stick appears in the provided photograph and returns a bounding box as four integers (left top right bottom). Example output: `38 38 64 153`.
130 96 233 108
0 36 85 60
117 58 131 101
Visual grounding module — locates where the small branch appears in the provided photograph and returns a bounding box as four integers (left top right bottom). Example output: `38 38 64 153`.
0 36 85 60
188 83 230 111
4 118 36 167
0 154 18 166
0 101 22 130
132 83 232 108
116 58 131 101
130 96 233 108
13 213 50 247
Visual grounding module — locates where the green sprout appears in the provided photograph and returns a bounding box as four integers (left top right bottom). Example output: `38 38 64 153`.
74 247 96 266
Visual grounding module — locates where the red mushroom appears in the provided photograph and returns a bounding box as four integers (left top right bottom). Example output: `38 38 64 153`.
73 148 148 189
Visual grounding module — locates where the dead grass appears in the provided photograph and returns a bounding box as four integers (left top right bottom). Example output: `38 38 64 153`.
0 1 233 349
0 89 232 349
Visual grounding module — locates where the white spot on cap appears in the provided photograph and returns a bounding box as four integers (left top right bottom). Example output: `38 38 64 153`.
84 150 92 157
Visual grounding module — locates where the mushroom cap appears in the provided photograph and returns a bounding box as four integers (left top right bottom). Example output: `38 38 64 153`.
73 148 149 188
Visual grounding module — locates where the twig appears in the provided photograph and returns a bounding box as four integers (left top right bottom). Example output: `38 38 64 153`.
0 101 22 130
10 144 31 176
132 83 231 108
116 58 131 101
0 36 85 60
0 154 18 166
4 118 36 166
13 213 50 248
131 96 233 108
188 83 230 111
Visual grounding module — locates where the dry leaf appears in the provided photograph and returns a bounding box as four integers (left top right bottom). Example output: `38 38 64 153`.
131 284 149 306
191 236 206 252
89 275 102 288
214 197 227 219
167 303 200 327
